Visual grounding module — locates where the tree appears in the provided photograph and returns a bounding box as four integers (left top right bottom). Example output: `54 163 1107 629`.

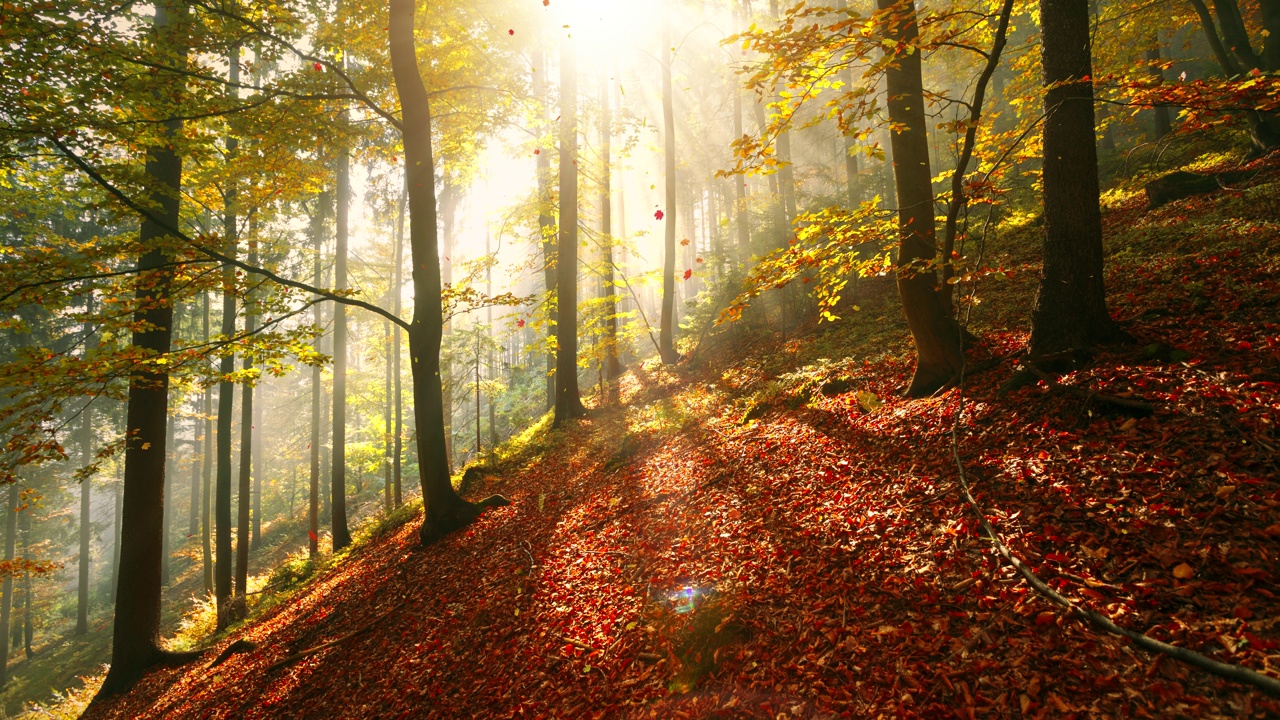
98 1 202 693
0 483 16 686
1188 0 1280 152
75 296 94 637
309 196 324 558
555 32 589 425
388 0 483 544
1027 0 1126 358
877 0 964 396
332 147 353 551
533 49 558 410
659 0 681 365
599 74 621 384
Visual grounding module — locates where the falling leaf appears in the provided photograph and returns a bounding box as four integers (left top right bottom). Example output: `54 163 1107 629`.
680 238 690 246
655 210 664 220
1173 563 1195 580
683 269 692 280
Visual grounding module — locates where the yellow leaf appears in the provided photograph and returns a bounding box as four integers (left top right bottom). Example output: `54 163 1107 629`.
1172 562 1195 580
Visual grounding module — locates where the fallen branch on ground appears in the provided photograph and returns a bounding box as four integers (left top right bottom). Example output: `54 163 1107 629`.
1026 365 1156 415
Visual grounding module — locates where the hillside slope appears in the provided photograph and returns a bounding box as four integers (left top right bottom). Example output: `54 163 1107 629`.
78 158 1280 719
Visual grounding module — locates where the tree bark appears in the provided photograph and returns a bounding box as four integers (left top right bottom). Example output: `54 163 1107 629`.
20 506 32 659
214 41 239 631
76 295 94 636
555 33 588 424
235 236 256 594
877 0 964 396
389 0 481 545
309 195 325 558
600 74 621 384
252 356 262 548
1146 38 1173 140
201 294 213 595
0 484 16 686
1028 0 1126 357
331 144 353 551
533 50 557 411
838 0 860 208
162 395 174 586
659 0 681 365
97 4 200 693
393 185 405 508
440 182 458 467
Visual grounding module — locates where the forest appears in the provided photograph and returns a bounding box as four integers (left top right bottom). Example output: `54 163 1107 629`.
1 0 1279 716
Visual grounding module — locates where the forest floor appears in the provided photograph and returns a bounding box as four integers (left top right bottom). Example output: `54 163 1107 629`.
68 148 1280 719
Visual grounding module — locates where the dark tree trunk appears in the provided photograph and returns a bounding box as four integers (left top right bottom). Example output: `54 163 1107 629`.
1146 38 1173 140
534 48 557 411
440 182 458 467
332 148 352 551
20 508 31 659
389 0 481 545
252 362 262 548
0 484 16 686
97 5 200 692
877 0 964 397
1028 0 1126 357
838 0 860 208
161 398 174 586
555 34 588 424
393 186 405 508
235 237 257 595
308 197 325 558
201 294 213 595
600 74 621 384
214 42 239 630
659 0 681 365
76 301 94 636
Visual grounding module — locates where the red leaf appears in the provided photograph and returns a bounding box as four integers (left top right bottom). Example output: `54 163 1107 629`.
654 210 664 220
683 269 692 280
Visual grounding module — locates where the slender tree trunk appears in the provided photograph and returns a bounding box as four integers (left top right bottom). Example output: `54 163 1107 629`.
1028 0 1125 357
486 231 498 445
555 33 588 424
659 0 681 365
252 362 262 548
1146 37 1173 140
533 50 557 411
214 42 239 630
600 74 621 383
393 186 405 508
389 0 482 545
877 0 964 397
308 197 325 558
0 484 16 686
331 148 352 551
111 472 121 598
20 507 32 659
440 183 458 469
161 398 174 586
384 312 393 511
188 315 200 538
76 297 94 636
201 294 213 595
235 236 257 595
98 4 200 692
838 0 860 207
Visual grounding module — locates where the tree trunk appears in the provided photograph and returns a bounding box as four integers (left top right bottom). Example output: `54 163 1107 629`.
76 302 93 636
533 50 557 411
440 182 458 468
0 484 16 686
1028 0 1126 357
98 4 199 692
1146 38 1173 140
201 294 213 595
732 7 751 271
555 34 588 425
389 0 481 545
252 359 262 548
162 397 174 586
309 196 325 558
659 0 681 365
600 74 621 384
384 310 393 510
20 507 32 659
235 235 257 594
838 0 860 208
877 0 964 397
332 148 352 551
393 185 405 508
214 41 239 630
